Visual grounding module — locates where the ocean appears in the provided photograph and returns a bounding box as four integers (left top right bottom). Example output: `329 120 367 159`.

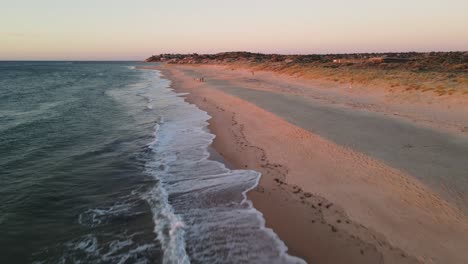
0 62 304 264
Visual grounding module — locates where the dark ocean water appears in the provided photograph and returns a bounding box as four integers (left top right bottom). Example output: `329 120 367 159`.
0 62 304 264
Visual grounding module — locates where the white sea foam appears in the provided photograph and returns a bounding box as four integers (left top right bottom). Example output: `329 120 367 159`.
138 69 306 263
58 233 156 264
34 66 305 264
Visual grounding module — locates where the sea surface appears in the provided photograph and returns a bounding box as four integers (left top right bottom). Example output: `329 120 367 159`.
0 62 304 264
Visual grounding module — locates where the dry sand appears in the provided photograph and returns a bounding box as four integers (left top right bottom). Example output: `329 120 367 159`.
144 64 468 264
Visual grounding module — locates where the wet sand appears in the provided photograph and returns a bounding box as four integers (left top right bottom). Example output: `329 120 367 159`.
145 64 468 264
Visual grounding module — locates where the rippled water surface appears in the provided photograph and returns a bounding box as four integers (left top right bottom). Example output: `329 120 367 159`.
0 62 304 264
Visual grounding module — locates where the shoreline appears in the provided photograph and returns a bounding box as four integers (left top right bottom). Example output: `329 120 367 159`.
157 64 468 211
145 64 467 263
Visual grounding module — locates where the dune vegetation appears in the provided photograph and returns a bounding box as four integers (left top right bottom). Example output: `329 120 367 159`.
146 52 468 96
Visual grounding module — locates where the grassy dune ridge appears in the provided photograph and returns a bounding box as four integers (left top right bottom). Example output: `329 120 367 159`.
146 52 468 96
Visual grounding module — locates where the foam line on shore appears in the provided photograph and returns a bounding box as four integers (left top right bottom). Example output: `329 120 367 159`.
141 69 305 263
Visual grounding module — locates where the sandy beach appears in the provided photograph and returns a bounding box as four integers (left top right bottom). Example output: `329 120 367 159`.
4 0 468 262
146 64 468 264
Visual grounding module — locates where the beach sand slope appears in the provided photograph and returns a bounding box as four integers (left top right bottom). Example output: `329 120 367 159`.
147 65 468 264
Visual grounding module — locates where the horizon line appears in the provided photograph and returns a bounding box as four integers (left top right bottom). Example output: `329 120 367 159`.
2 49 467 62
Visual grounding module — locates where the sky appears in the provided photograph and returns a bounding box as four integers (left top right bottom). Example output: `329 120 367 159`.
1 0 467 60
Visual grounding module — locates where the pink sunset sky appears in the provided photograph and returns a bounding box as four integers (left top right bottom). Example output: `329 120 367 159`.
1 0 467 60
